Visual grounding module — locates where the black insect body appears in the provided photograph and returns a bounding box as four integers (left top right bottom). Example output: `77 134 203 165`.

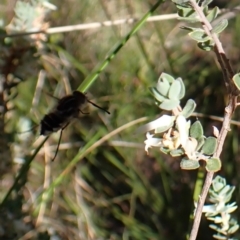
56 91 87 116
40 91 109 161
41 92 82 135
40 112 68 136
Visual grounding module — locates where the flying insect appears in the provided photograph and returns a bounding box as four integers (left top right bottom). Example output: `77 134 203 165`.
40 91 110 161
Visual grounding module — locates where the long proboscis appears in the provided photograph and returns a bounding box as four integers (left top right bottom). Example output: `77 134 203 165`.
87 100 110 114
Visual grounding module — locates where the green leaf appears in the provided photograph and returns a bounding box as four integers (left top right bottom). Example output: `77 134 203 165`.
179 9 196 18
201 0 213 7
206 157 221 172
168 81 181 100
160 72 175 83
172 0 189 4
176 6 196 18
149 87 166 102
212 19 228 34
206 7 219 22
180 26 199 32
181 99 196 118
219 186 235 202
212 233 226 239
189 30 211 42
228 224 239 234
197 40 214 51
196 136 205 151
178 17 199 23
203 6 209 16
175 77 185 99
160 147 170 154
210 225 219 231
232 73 240 90
190 121 203 139
211 175 226 192
159 99 180 111
202 137 217 155
170 149 184 157
180 158 200 170
156 74 171 97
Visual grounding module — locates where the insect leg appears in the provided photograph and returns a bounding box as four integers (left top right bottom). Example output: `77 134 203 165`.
51 122 70 162
43 90 60 101
79 109 89 115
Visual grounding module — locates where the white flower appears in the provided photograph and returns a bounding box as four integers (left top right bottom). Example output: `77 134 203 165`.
144 132 161 153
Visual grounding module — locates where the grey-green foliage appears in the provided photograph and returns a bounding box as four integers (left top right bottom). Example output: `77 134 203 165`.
233 73 240 90
6 0 56 33
203 176 239 240
172 0 227 51
143 72 220 172
149 73 184 111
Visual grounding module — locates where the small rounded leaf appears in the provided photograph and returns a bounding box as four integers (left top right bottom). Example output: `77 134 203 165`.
202 0 213 7
170 149 184 157
228 225 239 234
210 225 219 231
160 72 175 83
180 158 200 170
206 157 221 172
212 19 228 34
179 17 199 23
173 0 192 6
206 6 219 22
181 99 196 118
189 29 211 42
233 73 240 90
211 176 226 192
197 41 214 51
212 234 226 240
160 146 170 154
156 73 174 96
180 26 198 32
176 5 197 20
159 99 180 111
168 81 182 100
156 78 170 97
196 136 205 151
202 137 217 155
149 87 166 102
175 77 185 99
190 121 203 139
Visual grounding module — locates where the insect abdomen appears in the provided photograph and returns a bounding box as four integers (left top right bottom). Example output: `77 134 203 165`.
40 112 68 136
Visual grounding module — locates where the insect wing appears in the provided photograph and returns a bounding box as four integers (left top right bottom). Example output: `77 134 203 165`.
56 92 86 117
40 112 68 135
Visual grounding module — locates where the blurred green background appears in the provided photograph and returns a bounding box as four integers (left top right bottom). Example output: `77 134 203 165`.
0 0 240 239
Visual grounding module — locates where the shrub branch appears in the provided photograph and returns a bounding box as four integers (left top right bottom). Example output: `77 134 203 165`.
188 1 239 239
